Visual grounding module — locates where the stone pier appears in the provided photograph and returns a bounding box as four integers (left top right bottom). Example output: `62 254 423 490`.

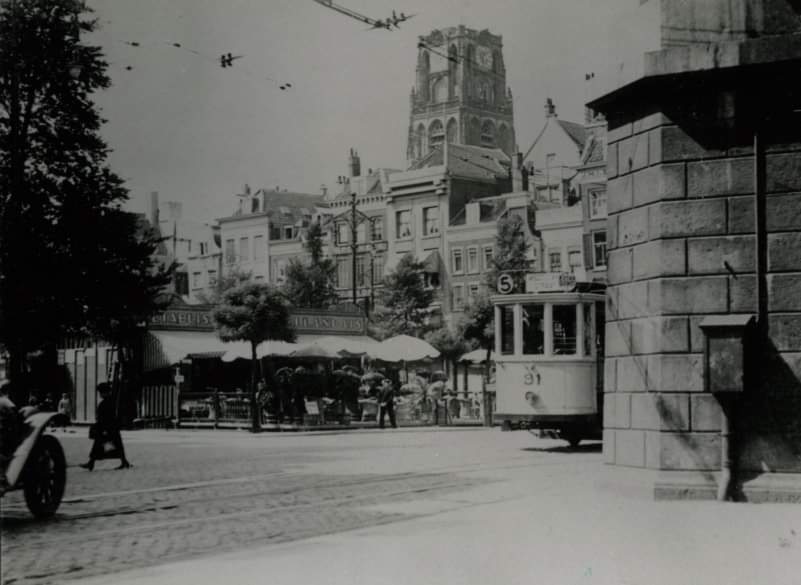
590 0 801 500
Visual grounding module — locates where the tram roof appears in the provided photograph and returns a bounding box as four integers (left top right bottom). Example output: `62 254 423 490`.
490 291 606 304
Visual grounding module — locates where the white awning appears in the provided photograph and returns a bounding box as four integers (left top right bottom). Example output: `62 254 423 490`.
145 331 247 371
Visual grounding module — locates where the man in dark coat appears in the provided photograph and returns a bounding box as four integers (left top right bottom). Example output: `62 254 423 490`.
80 383 131 470
378 379 397 429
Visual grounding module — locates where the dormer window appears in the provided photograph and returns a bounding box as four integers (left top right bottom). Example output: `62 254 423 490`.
283 226 294 240
279 206 291 215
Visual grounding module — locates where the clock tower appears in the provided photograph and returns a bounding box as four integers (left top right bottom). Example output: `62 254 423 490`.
406 26 515 164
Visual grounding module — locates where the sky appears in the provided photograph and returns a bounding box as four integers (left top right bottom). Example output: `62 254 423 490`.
86 0 654 222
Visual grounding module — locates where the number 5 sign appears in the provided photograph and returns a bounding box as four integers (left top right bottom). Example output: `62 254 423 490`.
497 273 514 294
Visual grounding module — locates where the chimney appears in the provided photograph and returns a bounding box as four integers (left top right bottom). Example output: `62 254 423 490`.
545 97 556 118
512 152 528 192
150 191 160 229
348 148 361 178
320 184 328 198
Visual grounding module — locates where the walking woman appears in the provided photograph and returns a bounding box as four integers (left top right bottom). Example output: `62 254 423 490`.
80 383 131 470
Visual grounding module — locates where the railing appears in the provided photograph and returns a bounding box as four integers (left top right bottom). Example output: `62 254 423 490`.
138 385 177 423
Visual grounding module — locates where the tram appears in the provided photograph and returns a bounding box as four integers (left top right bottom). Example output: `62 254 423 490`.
491 273 605 447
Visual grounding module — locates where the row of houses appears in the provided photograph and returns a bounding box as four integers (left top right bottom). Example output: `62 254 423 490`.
155 99 608 327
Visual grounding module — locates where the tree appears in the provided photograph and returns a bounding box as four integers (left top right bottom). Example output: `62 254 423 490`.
486 213 529 293
425 326 473 393
459 292 495 424
0 0 171 389
213 282 295 432
375 255 435 337
195 266 252 304
282 221 339 309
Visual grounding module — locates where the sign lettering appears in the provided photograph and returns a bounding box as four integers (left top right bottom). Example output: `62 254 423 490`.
525 272 577 294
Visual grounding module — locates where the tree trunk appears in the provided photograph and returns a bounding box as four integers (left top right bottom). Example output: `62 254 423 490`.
250 342 261 433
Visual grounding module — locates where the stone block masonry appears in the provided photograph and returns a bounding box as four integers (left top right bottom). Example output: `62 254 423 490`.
602 108 801 477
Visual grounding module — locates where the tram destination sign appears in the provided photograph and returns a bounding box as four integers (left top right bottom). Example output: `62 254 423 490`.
525 272 577 293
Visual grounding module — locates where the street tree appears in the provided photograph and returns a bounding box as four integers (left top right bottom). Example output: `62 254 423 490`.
195 266 253 305
459 292 495 424
0 0 171 389
375 254 435 337
282 221 339 309
486 213 529 293
424 326 473 392
212 282 295 432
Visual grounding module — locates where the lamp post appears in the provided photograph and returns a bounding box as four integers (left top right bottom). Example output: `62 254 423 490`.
368 242 376 315
335 176 373 307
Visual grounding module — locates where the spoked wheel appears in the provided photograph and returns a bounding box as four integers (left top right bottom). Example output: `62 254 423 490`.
23 434 66 518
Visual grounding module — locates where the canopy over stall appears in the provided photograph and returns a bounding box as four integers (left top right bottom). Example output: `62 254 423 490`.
145 330 248 371
369 334 440 363
459 348 496 364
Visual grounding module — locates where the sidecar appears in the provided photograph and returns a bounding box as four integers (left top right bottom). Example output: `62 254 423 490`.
1 411 66 518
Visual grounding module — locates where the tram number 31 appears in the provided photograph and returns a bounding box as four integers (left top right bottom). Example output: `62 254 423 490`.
497 274 515 294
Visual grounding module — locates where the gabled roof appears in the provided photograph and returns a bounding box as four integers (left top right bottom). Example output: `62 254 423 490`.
220 190 326 224
556 120 587 149
410 143 510 180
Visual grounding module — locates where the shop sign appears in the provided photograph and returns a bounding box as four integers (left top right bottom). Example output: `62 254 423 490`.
151 307 215 331
290 311 366 335
525 272 577 293
151 305 366 335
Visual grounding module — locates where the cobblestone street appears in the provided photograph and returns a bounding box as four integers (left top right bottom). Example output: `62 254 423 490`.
1 428 598 585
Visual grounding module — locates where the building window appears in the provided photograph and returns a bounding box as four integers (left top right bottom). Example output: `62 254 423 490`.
396 210 412 239
589 189 607 219
225 239 235 265
337 223 350 245
549 251 562 273
283 226 294 240
468 282 480 299
373 254 384 282
483 246 494 271
568 250 582 272
451 248 464 274
275 259 288 284
371 219 384 241
423 206 440 236
593 231 608 268
452 285 465 311
192 272 202 289
199 242 207 255
356 222 367 244
336 258 349 289
467 247 479 273
424 272 440 289
253 235 264 261
239 237 249 262
356 254 369 287
208 270 218 287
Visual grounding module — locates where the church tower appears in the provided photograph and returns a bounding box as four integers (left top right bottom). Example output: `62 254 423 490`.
406 26 516 164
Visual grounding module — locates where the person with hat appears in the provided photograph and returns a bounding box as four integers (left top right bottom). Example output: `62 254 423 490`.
377 378 397 429
80 383 131 471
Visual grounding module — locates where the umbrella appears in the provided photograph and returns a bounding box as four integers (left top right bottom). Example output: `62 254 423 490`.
289 341 342 359
361 371 386 384
459 348 495 364
221 340 298 362
370 334 440 362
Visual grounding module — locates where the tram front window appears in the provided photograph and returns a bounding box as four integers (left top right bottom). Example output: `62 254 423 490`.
522 304 544 355
553 305 577 355
499 305 515 355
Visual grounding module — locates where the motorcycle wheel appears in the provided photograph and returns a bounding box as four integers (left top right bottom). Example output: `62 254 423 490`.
23 434 67 519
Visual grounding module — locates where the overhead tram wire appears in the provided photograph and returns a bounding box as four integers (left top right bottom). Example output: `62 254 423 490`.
104 37 294 92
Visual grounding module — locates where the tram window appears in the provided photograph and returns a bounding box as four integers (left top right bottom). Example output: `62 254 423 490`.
584 303 593 356
552 305 577 355
499 305 515 355
522 304 545 355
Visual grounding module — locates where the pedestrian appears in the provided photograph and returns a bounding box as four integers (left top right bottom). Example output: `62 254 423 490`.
80 383 131 471
57 392 72 431
378 378 397 429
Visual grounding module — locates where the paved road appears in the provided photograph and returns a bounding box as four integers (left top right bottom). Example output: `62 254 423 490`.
1 428 598 585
